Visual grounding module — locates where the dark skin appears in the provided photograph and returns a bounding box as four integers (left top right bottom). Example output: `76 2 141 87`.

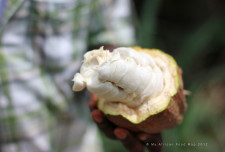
89 94 163 152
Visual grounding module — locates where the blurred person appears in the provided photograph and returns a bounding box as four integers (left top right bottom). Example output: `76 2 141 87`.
0 0 135 152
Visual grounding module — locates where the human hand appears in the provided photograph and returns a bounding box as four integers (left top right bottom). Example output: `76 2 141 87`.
89 94 163 152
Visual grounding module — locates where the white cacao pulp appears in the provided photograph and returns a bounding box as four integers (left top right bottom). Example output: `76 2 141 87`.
73 47 164 107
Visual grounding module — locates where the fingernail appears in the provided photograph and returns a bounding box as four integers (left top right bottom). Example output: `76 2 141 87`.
91 110 103 123
114 129 127 139
88 101 96 109
91 94 97 101
137 133 149 141
179 68 183 74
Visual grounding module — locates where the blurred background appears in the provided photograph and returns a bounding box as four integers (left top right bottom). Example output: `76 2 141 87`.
101 0 225 151
1 0 224 152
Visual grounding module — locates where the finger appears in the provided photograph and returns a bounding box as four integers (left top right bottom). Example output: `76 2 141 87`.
178 67 183 75
89 94 98 111
91 109 117 139
137 133 163 152
114 128 144 152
